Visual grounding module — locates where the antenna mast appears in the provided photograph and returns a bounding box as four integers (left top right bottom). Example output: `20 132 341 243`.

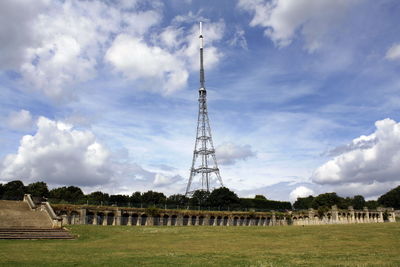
185 22 224 196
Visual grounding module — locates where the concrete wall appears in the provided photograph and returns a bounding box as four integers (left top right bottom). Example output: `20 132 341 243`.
52 205 396 227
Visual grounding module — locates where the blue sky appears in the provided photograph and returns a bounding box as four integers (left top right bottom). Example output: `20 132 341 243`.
1 0 400 201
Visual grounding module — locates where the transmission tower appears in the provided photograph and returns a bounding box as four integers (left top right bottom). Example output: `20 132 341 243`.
185 22 224 196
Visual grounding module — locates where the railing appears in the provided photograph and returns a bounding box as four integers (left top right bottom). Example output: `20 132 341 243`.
23 194 36 210
48 199 290 213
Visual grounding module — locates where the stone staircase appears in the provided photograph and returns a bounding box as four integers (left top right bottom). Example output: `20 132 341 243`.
0 200 53 228
0 228 74 239
0 199 74 239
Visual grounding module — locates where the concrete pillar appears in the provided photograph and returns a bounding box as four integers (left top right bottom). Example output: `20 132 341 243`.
227 217 232 226
136 215 141 226
115 210 121 226
363 207 369 223
176 215 183 226
308 209 315 225
103 214 108 226
167 217 172 226
271 212 276 226
195 216 199 226
349 206 355 223
61 215 69 225
80 208 87 225
127 213 132 226
389 208 396 222
379 211 384 222
331 205 339 223
93 213 98 225
146 216 153 226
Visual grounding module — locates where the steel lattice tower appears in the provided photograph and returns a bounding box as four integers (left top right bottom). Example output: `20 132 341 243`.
185 22 224 196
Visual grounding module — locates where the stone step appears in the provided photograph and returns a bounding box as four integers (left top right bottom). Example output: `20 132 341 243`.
0 228 74 239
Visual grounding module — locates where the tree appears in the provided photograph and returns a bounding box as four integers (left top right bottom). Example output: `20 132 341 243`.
311 192 341 209
293 195 314 210
2 180 26 200
0 183 4 199
49 186 85 203
378 185 400 209
351 195 366 210
366 200 379 210
338 197 352 209
207 187 240 208
87 191 110 205
190 190 210 206
130 191 142 204
26 181 49 197
255 195 267 200
141 190 166 205
109 194 130 205
167 194 189 205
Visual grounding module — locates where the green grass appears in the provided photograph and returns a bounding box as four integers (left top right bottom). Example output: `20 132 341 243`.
1 223 400 266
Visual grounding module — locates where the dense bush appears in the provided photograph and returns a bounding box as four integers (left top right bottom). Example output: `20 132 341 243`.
378 185 400 209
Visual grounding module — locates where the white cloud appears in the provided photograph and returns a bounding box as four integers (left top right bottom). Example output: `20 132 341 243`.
228 27 248 50
385 43 400 61
105 19 224 94
216 143 256 165
0 0 49 69
153 173 184 187
1 1 224 99
105 34 189 94
2 0 162 100
7 109 34 131
0 116 112 186
312 118 400 197
289 186 314 202
237 0 360 52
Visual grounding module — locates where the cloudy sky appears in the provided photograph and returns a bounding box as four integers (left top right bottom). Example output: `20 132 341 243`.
1 0 400 201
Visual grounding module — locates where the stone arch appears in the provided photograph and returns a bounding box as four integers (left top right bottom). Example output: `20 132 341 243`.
198 216 204 226
131 214 139 225
121 212 129 225
233 216 239 226
239 216 245 226
260 217 266 226
171 215 177 226
140 214 147 226
183 215 190 226
209 216 215 226
217 216 223 226
266 217 271 226
107 212 115 225
86 211 95 225
153 215 161 226
223 216 229 226
97 212 105 225
245 217 251 226
191 215 197 225
254 217 260 226
163 214 169 226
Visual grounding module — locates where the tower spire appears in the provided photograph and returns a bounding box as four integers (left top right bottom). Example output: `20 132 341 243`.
185 22 224 196
199 21 205 90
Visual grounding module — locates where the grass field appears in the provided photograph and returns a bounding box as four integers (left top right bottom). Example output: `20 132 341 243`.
1 223 400 266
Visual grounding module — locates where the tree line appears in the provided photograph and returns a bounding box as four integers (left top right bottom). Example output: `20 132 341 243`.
293 186 400 210
0 180 291 211
1 180 399 210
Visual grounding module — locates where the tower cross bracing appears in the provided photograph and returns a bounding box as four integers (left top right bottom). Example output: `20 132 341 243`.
185 22 224 196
